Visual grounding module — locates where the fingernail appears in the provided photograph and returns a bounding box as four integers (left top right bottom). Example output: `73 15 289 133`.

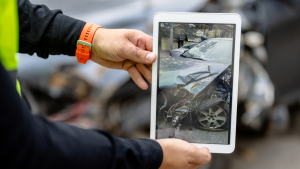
146 52 155 62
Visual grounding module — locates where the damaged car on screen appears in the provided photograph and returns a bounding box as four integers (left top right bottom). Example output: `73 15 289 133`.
158 38 233 131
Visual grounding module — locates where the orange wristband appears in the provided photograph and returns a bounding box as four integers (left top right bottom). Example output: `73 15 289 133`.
76 23 102 64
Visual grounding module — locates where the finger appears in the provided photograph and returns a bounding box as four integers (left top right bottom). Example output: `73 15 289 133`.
136 35 147 50
145 35 153 52
119 41 156 64
91 56 123 69
127 66 148 90
188 163 202 169
146 64 152 69
136 63 152 83
122 59 136 71
189 147 211 165
128 30 153 52
123 30 155 63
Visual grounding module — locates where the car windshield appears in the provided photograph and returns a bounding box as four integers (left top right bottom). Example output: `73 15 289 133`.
182 39 233 64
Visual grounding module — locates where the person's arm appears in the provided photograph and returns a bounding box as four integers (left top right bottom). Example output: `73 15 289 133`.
0 62 211 169
0 62 163 169
18 0 84 58
15 1 211 168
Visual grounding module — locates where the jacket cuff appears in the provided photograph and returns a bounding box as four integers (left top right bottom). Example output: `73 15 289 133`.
134 138 163 169
50 14 85 56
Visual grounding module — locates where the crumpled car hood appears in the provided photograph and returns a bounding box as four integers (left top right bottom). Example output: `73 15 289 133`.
159 56 229 99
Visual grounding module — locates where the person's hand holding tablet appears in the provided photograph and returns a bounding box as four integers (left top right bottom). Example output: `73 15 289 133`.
157 139 211 169
91 29 156 90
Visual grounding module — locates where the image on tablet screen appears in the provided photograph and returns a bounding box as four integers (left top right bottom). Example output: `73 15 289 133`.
156 23 235 145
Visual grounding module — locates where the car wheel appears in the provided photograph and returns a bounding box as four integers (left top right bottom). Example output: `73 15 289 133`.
194 100 229 131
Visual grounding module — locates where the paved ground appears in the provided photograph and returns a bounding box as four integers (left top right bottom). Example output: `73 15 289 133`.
198 105 300 169
230 134 300 169
156 115 229 144
227 106 300 169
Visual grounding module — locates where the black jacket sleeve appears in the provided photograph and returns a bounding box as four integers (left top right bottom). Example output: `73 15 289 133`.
0 62 163 168
18 0 85 58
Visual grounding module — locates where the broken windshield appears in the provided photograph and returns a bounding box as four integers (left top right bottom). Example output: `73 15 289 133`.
182 39 233 64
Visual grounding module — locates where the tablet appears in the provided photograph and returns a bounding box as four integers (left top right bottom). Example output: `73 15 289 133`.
150 12 241 153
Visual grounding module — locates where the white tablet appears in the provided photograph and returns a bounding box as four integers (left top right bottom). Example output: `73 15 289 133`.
150 12 241 153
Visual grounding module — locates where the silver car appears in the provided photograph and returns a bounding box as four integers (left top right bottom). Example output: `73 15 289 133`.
159 38 233 131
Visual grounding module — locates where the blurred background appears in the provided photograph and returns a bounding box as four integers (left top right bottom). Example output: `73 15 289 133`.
18 0 300 168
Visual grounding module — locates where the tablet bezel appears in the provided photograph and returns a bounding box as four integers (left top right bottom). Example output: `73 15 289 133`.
150 12 241 153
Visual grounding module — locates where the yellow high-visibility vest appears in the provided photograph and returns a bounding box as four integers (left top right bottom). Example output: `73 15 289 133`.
0 0 21 96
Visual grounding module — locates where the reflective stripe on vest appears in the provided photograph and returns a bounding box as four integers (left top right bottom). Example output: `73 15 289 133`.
0 0 21 96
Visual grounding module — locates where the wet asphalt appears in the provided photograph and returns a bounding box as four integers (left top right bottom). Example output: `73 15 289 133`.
227 107 300 169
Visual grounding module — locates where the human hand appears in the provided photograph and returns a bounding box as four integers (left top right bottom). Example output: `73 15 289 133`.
91 28 156 90
156 139 211 169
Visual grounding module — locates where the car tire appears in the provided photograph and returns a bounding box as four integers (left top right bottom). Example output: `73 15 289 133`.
193 98 230 132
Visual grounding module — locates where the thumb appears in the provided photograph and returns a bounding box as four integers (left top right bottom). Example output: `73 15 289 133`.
190 147 211 165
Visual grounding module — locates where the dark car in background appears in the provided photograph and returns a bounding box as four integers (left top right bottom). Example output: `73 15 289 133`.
169 43 198 57
158 38 233 131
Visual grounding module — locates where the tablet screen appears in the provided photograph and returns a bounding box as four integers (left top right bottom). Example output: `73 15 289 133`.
156 22 235 145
